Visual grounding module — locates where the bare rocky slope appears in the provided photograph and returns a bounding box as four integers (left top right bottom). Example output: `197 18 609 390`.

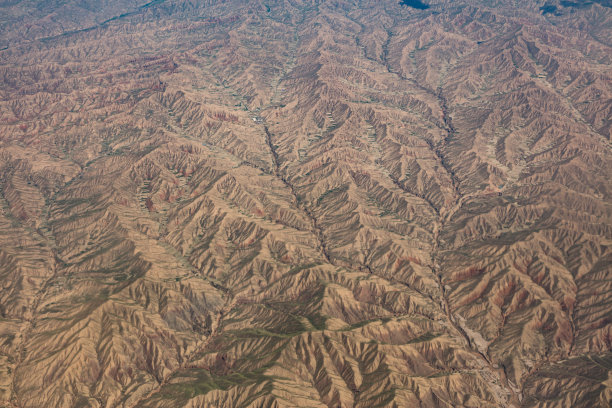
0 0 610 407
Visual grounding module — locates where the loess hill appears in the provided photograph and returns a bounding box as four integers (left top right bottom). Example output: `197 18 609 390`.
0 0 611 407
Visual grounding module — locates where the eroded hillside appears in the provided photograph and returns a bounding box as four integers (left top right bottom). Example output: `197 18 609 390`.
0 0 610 407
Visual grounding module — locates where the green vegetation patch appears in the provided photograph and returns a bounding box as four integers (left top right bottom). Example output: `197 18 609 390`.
408 332 440 344
317 185 349 204
150 366 274 405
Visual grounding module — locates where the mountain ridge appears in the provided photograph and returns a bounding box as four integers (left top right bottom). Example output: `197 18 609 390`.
0 0 610 407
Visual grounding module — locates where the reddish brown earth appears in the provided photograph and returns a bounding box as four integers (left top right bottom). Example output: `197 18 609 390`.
0 0 610 407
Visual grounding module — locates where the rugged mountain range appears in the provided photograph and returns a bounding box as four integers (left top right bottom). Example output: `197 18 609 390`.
0 0 610 406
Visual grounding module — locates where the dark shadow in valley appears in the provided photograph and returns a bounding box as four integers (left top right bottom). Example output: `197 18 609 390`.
400 0 430 10
540 4 559 14
541 0 611 15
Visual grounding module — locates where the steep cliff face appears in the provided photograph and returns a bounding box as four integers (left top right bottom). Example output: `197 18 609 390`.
0 0 610 407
